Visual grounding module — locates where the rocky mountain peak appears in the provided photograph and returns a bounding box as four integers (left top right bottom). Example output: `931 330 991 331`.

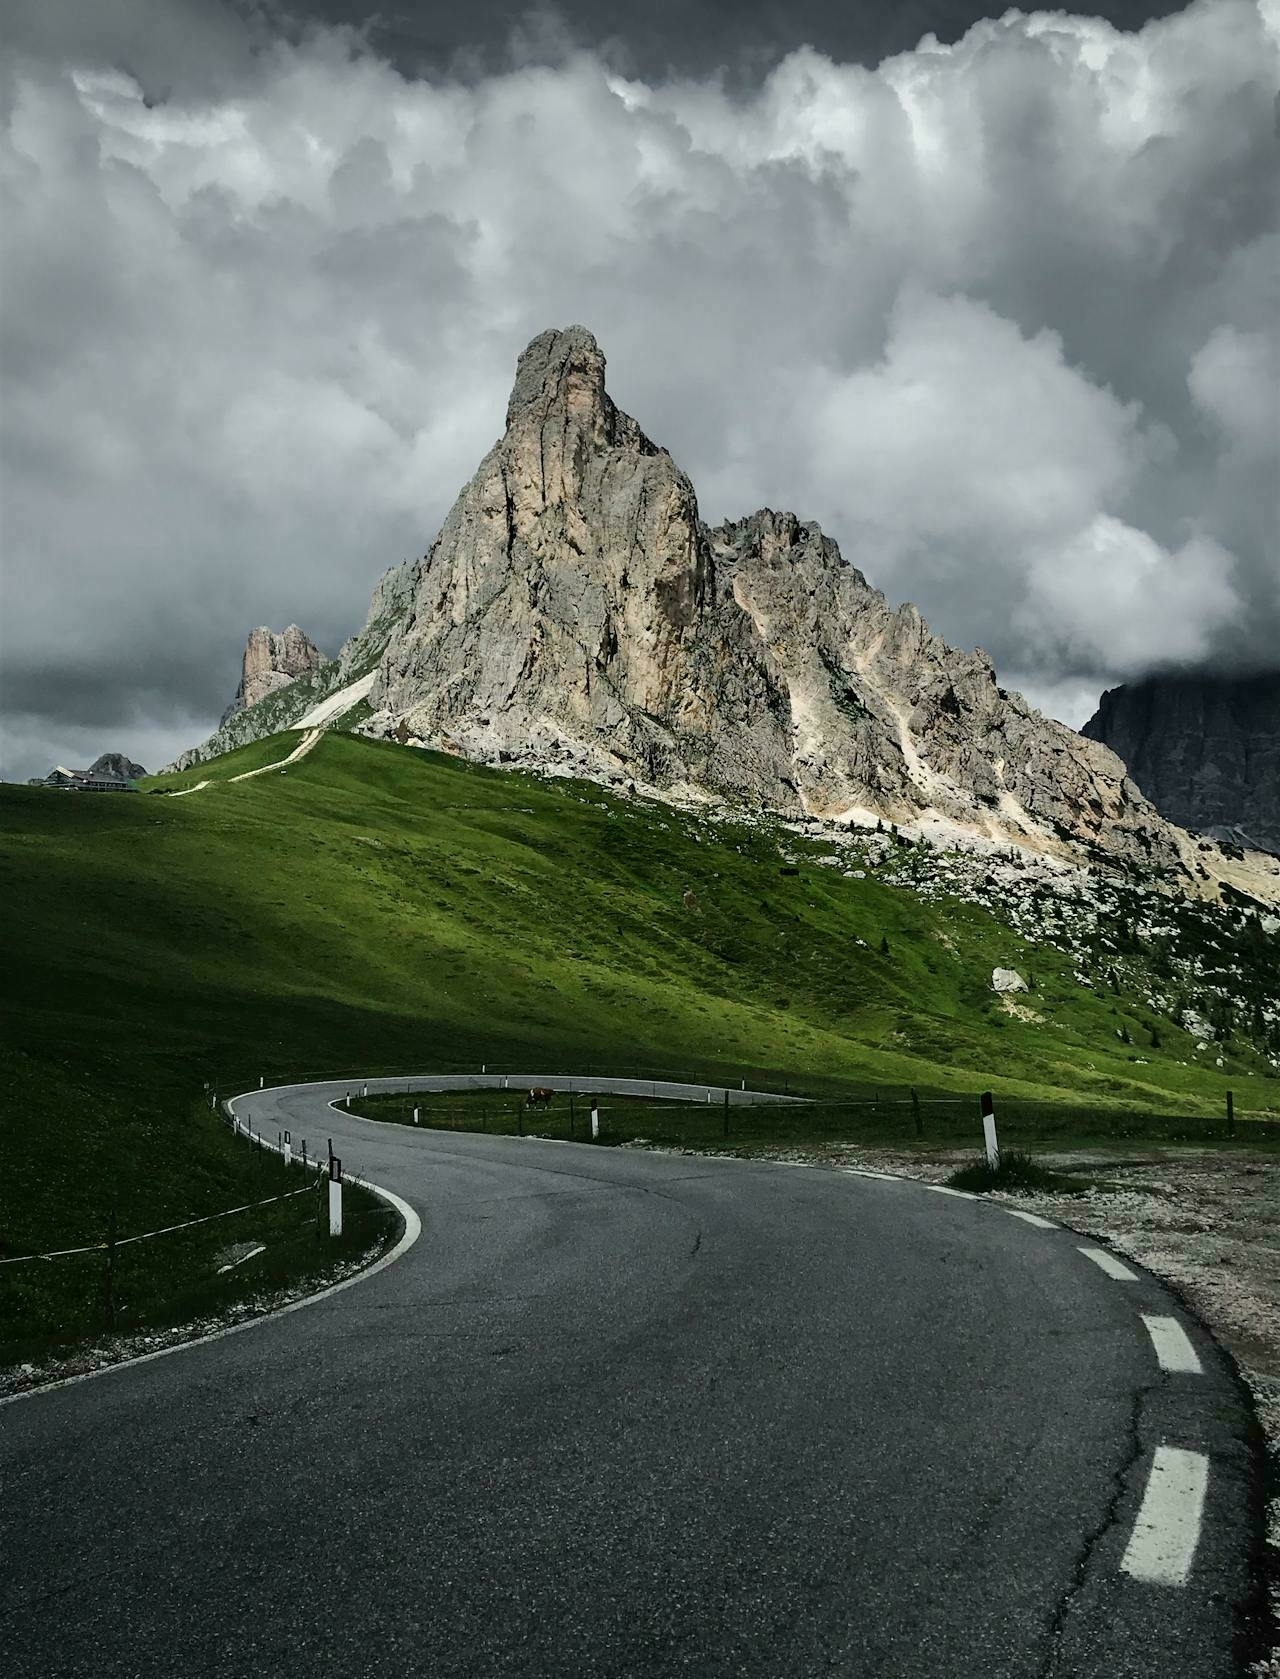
505 325 608 435
173 325 1278 904
355 326 1217 885
223 624 323 723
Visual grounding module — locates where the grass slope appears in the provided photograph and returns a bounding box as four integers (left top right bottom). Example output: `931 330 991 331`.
2 731 1274 1358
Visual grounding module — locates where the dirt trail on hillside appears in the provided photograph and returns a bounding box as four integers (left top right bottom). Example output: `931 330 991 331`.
166 729 324 795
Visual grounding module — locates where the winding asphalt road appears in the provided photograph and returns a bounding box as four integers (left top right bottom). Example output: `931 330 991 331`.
2 1077 1261 1678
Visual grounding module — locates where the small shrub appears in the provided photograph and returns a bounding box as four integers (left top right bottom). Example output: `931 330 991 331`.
945 1150 1090 1195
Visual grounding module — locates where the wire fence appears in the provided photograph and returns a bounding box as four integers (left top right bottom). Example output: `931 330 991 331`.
207 1061 1279 1132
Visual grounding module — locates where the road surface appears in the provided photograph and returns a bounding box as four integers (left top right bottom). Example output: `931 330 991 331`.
1 1077 1261 1677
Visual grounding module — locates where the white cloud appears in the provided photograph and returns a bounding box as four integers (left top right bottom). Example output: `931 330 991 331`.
1 0 1276 777
1189 325 1279 458
1018 517 1240 668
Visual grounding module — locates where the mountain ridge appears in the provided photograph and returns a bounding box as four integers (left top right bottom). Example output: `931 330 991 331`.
166 325 1276 906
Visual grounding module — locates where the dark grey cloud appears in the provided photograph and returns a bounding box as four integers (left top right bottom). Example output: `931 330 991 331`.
1 0 1276 779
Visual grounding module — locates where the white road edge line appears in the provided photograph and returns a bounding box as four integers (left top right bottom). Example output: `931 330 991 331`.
1120 1446 1209 1586
0 1131 421 1409
1003 1208 1057 1229
1078 1245 1139 1281
1141 1314 1203 1375
216 1243 265 1275
922 1184 979 1200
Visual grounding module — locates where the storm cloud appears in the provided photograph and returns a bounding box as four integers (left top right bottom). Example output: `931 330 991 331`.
1 0 1276 777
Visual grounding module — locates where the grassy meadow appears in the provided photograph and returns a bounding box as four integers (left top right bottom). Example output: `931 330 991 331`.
2 728 1274 1362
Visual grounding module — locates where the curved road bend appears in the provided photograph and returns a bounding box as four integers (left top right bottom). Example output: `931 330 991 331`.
1 1077 1258 1678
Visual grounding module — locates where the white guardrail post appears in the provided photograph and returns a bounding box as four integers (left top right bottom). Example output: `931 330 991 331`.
328 1156 343 1236
981 1091 1000 1168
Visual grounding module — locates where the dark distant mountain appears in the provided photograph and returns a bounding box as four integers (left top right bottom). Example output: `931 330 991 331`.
1082 674 1280 855
89 752 147 780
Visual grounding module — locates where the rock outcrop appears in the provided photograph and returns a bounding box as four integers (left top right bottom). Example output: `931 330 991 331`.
1082 675 1280 855
222 625 324 723
163 596 403 773
88 752 147 780
360 326 1186 877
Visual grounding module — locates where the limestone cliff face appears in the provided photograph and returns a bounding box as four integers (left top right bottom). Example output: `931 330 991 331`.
222 625 324 723
1083 675 1280 855
366 326 1184 876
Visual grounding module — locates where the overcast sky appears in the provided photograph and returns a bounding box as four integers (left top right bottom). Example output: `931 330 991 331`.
2 0 1276 778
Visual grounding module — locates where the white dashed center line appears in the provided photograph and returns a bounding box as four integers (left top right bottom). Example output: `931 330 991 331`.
1003 1208 1056 1229
1140 1315 1203 1375
1078 1245 1139 1281
1121 1447 1209 1586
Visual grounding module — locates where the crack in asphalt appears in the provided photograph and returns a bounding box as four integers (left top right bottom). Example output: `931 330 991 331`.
1037 1376 1166 1678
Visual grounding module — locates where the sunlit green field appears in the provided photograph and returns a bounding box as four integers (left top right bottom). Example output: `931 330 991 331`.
2 729 1273 1361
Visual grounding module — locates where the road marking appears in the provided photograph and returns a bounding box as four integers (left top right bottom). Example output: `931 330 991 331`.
922 1184 979 1200
839 1168 902 1181
217 1244 265 1274
1120 1447 1209 1586
1078 1245 1139 1281
1003 1208 1057 1229
1141 1314 1202 1375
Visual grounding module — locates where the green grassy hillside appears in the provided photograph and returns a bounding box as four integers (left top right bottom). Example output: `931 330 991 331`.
2 730 1275 1361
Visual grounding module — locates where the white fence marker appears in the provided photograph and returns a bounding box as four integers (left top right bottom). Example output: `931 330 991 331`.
590 1100 600 1141
345 1094 350 1109
328 1157 343 1236
413 1107 420 1124
283 1130 292 1168
259 1076 264 1089
362 1083 367 1097
981 1091 999 1168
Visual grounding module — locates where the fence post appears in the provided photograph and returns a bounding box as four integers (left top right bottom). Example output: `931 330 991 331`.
911 1087 922 1139
591 1098 600 1141
724 1089 730 1139
283 1130 292 1168
569 1092 576 1137
980 1091 999 1168
1226 1090 1234 1138
413 1107 420 1125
